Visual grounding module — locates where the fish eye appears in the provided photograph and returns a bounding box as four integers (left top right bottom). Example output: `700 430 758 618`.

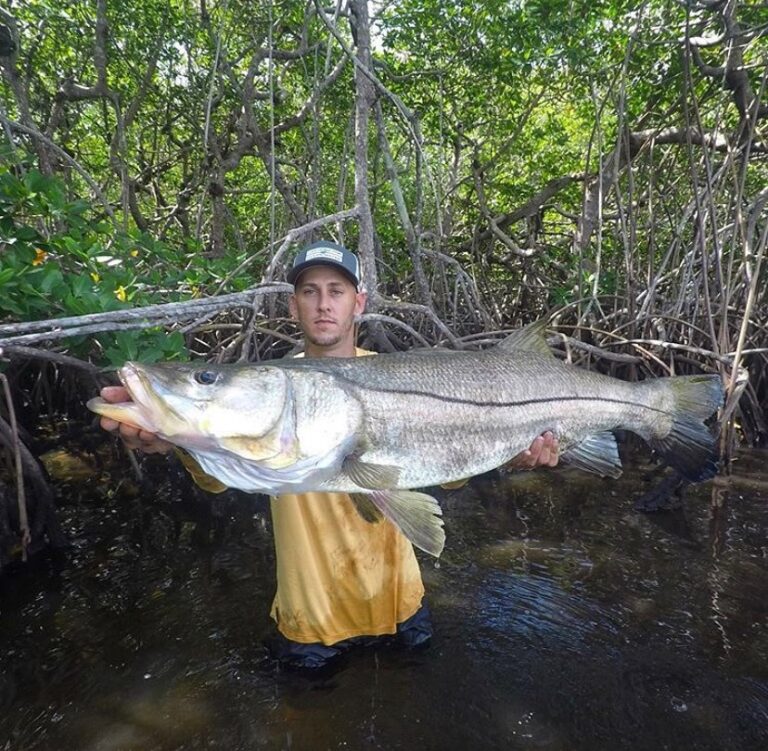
194 370 219 385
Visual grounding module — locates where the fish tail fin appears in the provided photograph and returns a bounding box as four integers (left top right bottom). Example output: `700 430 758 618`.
646 374 724 482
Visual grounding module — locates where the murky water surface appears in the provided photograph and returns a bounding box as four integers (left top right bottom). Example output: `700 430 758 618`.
2 448 768 750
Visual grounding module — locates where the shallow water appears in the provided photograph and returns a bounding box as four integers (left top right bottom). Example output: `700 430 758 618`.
2 448 768 750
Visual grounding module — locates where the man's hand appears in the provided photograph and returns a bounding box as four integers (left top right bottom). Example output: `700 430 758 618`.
99 386 173 454
506 431 559 471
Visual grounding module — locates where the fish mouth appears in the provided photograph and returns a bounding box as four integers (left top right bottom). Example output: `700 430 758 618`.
118 362 192 431
118 361 151 400
117 362 154 410
86 362 179 434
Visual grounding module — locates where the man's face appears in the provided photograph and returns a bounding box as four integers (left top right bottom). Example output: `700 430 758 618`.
289 265 366 351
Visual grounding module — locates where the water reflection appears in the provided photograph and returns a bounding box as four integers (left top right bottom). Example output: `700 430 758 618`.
1 449 768 750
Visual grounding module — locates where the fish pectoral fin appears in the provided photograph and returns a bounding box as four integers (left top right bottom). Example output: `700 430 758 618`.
562 432 623 478
349 493 385 524
342 457 401 489
362 490 445 558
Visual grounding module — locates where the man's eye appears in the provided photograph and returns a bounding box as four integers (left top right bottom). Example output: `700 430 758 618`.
194 370 219 385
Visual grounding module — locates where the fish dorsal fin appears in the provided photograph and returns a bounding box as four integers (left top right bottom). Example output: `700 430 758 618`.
351 490 445 557
343 457 401 488
561 432 623 478
497 319 553 356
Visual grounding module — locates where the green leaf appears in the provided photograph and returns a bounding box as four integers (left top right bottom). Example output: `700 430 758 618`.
38 265 65 293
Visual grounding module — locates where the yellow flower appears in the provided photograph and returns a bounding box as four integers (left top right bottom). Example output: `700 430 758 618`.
115 285 128 302
130 249 139 258
90 272 100 283
32 248 47 266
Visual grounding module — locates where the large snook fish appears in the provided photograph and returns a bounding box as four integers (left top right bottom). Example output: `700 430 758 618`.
87 328 725 557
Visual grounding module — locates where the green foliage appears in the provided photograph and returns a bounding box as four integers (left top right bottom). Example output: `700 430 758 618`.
2 0 767 360
0 163 228 363
0 167 111 319
99 329 187 366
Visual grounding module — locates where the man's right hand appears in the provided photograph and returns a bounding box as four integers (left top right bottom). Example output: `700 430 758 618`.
504 431 559 470
99 386 173 454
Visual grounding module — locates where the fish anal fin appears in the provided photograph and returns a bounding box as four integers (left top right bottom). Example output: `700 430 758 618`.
562 432 622 478
350 493 385 524
343 457 401 489
496 319 553 356
365 490 445 558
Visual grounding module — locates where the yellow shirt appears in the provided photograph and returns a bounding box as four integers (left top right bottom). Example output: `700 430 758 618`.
179 348 425 645
269 489 424 644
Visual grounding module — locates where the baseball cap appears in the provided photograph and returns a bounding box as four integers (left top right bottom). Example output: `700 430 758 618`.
287 241 360 288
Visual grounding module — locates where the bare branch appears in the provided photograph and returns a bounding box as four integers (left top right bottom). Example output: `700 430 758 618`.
0 285 290 346
459 174 582 252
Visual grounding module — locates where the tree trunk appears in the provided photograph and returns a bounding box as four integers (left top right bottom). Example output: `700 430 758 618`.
349 0 378 302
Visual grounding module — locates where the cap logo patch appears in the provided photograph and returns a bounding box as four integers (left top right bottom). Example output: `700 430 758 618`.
305 247 343 263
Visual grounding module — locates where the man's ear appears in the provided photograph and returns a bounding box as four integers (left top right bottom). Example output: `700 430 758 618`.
354 290 367 316
288 294 298 319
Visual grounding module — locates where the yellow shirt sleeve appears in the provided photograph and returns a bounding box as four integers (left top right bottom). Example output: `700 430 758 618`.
174 449 228 493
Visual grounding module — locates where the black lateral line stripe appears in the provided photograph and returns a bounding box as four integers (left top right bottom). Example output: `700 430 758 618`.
347 386 668 416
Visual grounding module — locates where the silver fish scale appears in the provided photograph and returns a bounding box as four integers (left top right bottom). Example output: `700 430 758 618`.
296 349 666 492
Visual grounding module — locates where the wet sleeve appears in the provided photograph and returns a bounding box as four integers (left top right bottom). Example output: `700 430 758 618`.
174 449 228 493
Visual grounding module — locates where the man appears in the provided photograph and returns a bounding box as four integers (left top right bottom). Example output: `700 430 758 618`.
98 240 559 668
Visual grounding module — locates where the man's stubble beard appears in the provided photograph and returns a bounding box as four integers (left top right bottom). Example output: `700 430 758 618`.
305 331 343 348
303 319 354 350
